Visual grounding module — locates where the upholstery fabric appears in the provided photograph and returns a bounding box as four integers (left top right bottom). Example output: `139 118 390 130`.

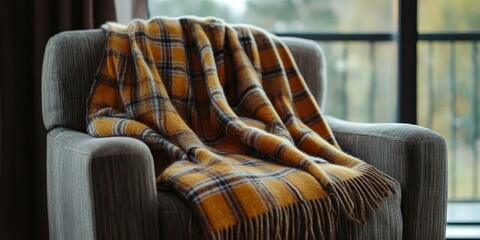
42 30 105 132
326 117 447 240
47 128 159 240
87 17 396 239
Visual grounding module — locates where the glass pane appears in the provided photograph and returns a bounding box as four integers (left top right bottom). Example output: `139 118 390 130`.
321 41 397 122
148 0 394 32
419 0 480 32
417 41 480 200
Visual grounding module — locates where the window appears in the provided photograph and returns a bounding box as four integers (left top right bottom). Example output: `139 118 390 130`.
417 1 480 236
418 0 480 201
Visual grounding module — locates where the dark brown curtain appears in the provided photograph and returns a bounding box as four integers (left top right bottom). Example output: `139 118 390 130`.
0 0 137 239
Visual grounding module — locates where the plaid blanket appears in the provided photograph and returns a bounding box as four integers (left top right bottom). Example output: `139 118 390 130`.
87 17 396 239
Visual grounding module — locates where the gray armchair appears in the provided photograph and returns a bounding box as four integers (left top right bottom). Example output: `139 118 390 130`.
42 29 447 240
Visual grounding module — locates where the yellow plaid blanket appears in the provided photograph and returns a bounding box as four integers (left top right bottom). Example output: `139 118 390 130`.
87 17 396 239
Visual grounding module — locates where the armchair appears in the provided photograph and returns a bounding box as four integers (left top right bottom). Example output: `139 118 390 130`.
42 29 447 239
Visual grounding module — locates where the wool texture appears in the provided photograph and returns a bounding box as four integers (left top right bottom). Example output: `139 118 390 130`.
87 17 396 239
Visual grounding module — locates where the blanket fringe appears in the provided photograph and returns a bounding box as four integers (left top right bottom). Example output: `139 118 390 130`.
326 163 397 225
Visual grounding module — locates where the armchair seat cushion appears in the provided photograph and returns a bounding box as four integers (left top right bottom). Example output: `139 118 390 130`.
156 182 402 240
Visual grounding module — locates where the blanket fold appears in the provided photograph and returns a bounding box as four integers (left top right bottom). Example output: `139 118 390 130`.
87 17 396 239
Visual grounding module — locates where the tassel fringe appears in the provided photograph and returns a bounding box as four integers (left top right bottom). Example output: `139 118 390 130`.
207 197 337 240
326 163 397 225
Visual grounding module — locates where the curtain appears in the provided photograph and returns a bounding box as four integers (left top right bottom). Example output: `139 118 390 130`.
0 0 146 239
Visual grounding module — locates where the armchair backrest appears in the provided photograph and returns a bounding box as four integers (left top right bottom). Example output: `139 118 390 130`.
42 30 105 132
42 30 327 132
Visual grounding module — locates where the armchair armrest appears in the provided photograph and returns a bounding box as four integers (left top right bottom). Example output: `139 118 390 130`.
326 116 447 240
47 127 159 240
